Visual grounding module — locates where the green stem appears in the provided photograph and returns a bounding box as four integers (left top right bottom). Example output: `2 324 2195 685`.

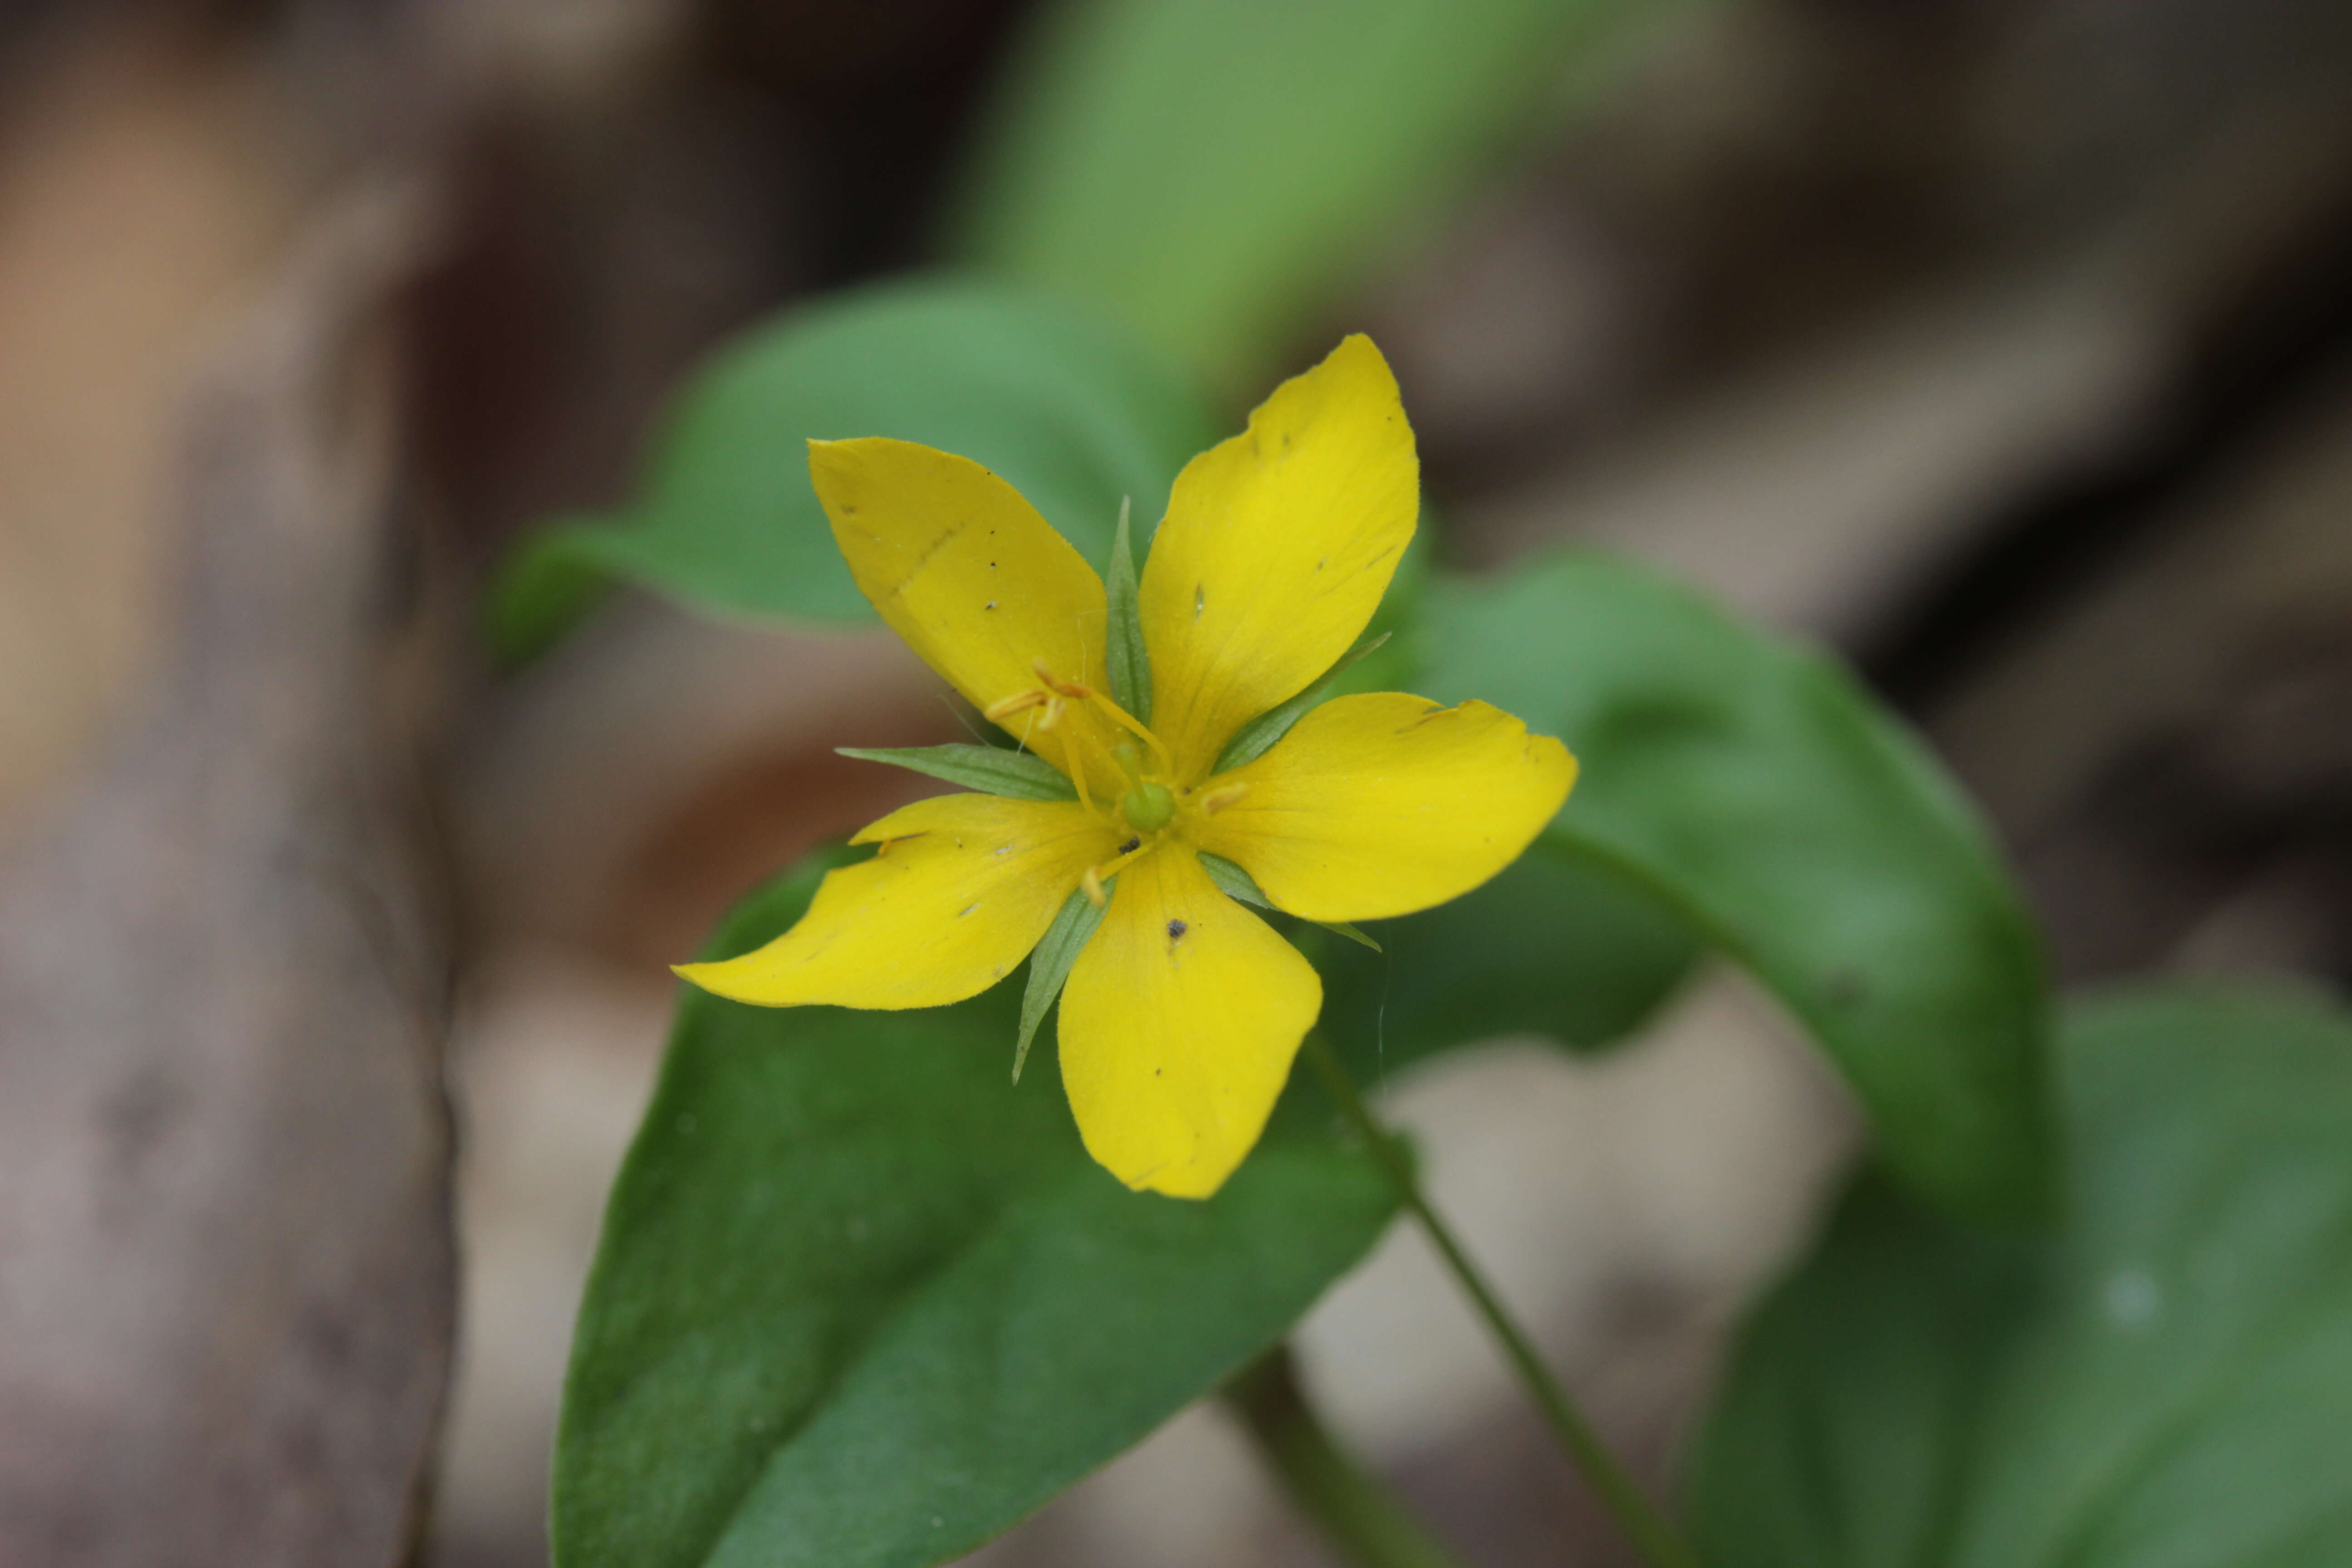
1224 1344 1469 1568
1302 1034 1699 1568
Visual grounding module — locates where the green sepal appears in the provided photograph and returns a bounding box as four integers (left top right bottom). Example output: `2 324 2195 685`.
1212 632 1390 774
836 744 1077 802
1198 851 1380 951
1014 882 1111 1082
1104 497 1153 725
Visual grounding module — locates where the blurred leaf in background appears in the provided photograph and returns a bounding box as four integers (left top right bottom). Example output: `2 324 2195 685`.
490 277 1218 664
555 851 1396 1568
1413 554 2056 1221
1688 984 2352 1568
952 0 1684 389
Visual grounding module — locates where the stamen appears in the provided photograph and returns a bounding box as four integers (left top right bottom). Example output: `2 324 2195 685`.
1079 835 1158 909
1020 657 1184 820
1031 657 1172 773
1082 687 1174 774
983 689 1047 723
1052 709 1103 818
1033 657 1093 701
1043 706 1121 821
1199 783 1250 813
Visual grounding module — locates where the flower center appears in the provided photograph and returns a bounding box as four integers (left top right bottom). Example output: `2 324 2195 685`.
985 659 1250 892
1122 779 1176 832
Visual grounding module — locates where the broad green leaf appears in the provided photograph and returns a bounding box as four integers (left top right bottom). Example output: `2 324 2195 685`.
953 0 1682 387
835 744 1077 802
1687 983 2352 1568
1309 842 1700 1084
1416 554 2053 1220
555 852 1395 1568
492 275 1219 663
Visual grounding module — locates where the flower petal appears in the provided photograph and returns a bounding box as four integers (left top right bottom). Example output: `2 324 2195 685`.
1191 693 1576 923
811 437 1121 792
677 794 1117 1008
1058 847 1321 1198
1138 335 1417 778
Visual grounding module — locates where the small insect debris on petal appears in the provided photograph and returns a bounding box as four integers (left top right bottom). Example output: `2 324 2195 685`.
1166 919 1187 941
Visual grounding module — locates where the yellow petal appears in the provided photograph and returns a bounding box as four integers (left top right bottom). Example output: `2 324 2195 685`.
677 793 1117 1008
1058 847 1321 1198
1191 693 1576 923
1138 335 1417 778
810 437 1122 794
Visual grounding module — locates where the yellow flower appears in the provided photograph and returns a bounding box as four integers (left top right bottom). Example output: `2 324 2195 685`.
677 337 1575 1198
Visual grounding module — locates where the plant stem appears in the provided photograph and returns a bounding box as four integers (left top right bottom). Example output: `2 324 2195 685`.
1302 1034 1699 1568
1224 1344 1468 1568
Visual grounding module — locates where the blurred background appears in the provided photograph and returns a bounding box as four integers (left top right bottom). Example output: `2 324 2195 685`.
1 0 2348 1564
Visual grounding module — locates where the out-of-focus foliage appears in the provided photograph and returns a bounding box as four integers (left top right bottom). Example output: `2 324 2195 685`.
1689 984 2352 1568
554 852 1395 1568
1417 556 2055 1221
491 278 1216 664
952 0 1678 388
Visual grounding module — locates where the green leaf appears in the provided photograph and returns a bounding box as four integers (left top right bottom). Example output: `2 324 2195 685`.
1104 498 1152 725
491 275 1219 664
952 0 1685 387
555 853 1396 1568
489 517 617 667
1214 632 1391 774
1310 842 1701 1083
835 744 1077 802
1015 883 1108 1083
1416 554 2053 1220
1687 983 2352 1568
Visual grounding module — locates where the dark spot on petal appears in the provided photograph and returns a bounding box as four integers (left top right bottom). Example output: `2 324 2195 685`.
1119 836 1140 854
1166 919 1187 941
985 601 997 610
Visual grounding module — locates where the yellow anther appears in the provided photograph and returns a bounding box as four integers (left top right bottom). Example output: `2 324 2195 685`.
1081 865 1107 908
1033 657 1093 701
983 689 1047 723
1199 783 1250 813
